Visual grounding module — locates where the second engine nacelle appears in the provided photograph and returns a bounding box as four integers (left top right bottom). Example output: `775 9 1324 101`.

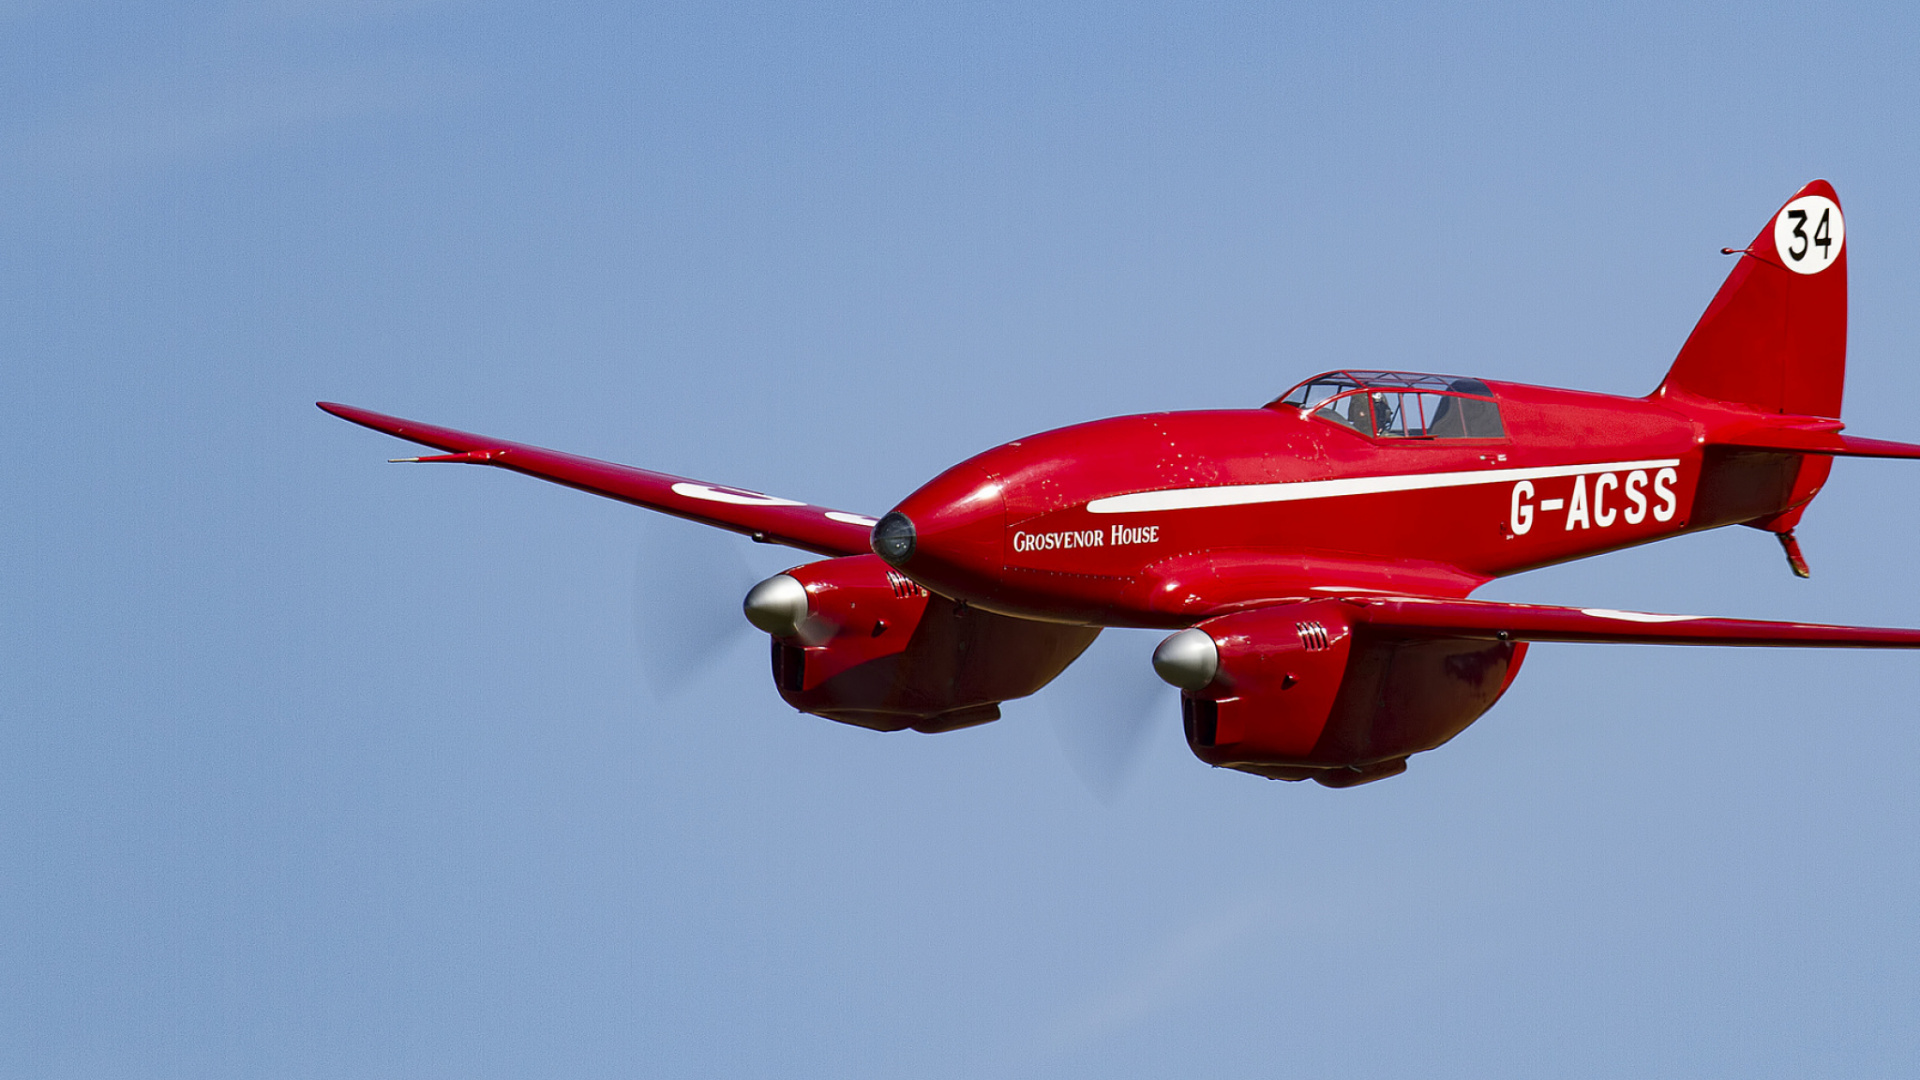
745 554 1099 733
1155 599 1527 786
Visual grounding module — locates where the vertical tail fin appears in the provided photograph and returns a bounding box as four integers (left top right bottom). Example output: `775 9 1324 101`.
1655 180 1848 418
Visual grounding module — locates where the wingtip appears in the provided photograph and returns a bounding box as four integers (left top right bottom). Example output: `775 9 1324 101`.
317 400 370 423
316 400 407 435
315 401 506 459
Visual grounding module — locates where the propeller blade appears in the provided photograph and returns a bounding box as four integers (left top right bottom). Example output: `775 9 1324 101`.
1044 628 1177 802
633 517 761 696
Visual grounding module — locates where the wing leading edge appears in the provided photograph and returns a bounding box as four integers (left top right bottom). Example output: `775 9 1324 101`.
1346 595 1920 649
318 402 876 557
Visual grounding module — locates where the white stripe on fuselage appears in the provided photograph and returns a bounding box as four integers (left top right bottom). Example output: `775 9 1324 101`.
1084 458 1684 514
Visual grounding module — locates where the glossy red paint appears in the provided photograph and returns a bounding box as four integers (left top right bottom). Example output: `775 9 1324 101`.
767 554 1098 733
315 401 875 557
323 180 1920 787
888 387 1710 626
1178 600 1528 779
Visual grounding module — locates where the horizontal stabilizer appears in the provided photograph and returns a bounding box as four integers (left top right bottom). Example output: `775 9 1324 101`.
1829 434 1920 459
1717 424 1920 461
318 402 877 557
1347 595 1920 649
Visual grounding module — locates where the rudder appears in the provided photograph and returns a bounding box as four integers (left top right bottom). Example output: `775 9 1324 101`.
1655 180 1848 418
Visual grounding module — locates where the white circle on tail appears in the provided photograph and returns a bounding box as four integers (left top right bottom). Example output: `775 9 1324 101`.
1772 195 1844 275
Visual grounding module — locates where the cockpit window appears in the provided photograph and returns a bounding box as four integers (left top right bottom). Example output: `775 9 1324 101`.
1310 390 1374 433
1281 371 1505 439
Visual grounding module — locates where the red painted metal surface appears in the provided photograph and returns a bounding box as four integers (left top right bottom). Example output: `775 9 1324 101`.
1348 596 1920 648
317 402 874 558
1179 600 1528 780
767 555 1098 732
322 180 1920 785
889 386 1710 626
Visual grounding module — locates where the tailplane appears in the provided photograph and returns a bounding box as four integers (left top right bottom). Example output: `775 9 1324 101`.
1655 180 1848 418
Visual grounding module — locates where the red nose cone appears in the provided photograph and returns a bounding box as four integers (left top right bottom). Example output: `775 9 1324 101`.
886 462 1006 600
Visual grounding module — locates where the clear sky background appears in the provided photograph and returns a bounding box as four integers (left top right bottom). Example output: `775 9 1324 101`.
6 2 1920 1077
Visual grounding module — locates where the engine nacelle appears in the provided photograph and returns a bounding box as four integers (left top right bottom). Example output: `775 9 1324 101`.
748 554 1099 733
1163 599 1527 786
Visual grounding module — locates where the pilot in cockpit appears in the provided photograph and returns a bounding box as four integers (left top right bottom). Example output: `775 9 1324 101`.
1369 394 1397 436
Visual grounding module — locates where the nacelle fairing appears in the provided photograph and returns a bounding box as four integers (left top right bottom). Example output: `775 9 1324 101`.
1168 600 1527 786
754 554 1099 734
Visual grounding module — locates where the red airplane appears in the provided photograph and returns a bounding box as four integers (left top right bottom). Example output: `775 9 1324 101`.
324 179 1920 787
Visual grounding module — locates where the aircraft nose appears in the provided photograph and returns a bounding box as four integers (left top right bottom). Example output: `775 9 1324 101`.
879 463 1006 599
870 511 917 567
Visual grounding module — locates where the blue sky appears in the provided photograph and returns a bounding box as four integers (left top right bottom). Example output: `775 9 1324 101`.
6 2 1920 1076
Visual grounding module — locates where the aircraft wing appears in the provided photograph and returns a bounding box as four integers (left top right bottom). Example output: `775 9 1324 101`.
318 402 876 557
1343 595 1920 648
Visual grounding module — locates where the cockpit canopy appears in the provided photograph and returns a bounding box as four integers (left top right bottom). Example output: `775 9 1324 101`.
1271 370 1505 439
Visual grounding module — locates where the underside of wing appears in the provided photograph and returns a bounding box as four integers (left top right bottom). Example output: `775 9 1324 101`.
319 402 876 557
1344 595 1920 648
